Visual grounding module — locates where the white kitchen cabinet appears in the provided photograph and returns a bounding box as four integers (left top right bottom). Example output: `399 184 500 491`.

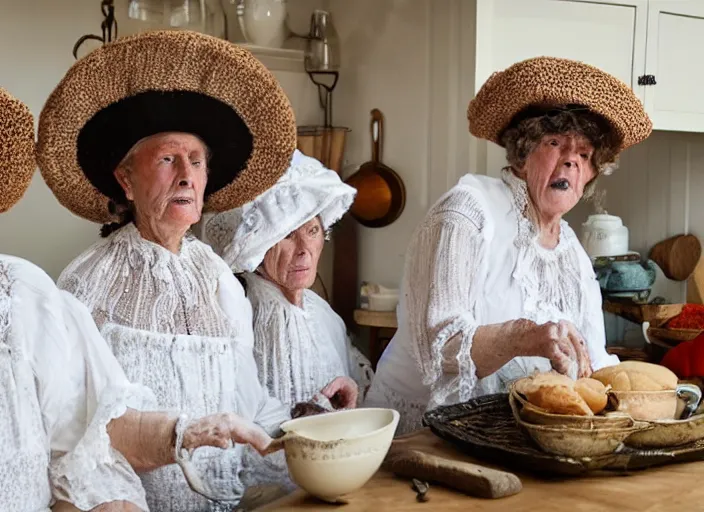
643 1 704 132
475 0 648 102
475 0 704 134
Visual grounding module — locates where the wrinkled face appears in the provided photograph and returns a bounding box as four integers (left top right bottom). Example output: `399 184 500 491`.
518 133 597 219
114 132 208 231
261 217 325 292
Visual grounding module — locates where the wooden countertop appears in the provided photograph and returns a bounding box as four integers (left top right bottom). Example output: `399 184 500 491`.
257 429 704 511
353 309 398 329
259 462 704 511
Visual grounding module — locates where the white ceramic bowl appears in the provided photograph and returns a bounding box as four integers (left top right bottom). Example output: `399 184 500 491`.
279 408 400 502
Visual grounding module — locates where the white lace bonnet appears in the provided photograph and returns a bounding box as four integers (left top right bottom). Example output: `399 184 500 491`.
206 149 356 273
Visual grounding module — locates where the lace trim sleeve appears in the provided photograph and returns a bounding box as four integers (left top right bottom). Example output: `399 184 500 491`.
49 384 156 511
46 286 158 510
405 193 490 408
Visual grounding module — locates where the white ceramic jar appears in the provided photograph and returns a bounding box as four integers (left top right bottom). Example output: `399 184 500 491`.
580 214 629 258
236 0 288 48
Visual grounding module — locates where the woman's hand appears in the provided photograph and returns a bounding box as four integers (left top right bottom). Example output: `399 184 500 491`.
472 319 592 379
320 376 358 409
519 319 592 378
109 410 276 472
181 413 273 456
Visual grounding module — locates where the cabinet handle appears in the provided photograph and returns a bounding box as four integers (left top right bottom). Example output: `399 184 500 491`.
638 75 657 86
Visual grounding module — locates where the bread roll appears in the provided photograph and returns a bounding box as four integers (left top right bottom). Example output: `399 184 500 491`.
591 362 678 391
514 372 574 394
513 373 593 416
575 378 609 414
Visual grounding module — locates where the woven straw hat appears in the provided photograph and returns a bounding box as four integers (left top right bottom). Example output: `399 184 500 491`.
37 30 296 224
468 56 652 151
0 88 35 213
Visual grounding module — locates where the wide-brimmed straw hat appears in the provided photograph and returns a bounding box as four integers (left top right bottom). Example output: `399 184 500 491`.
468 56 652 151
0 88 35 213
37 30 296 224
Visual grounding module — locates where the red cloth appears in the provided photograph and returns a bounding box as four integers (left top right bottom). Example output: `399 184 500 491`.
661 333 704 378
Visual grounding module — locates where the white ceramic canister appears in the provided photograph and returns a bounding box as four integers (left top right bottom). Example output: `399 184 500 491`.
580 214 629 258
237 0 288 48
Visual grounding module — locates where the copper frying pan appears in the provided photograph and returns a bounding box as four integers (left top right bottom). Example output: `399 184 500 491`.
345 109 406 228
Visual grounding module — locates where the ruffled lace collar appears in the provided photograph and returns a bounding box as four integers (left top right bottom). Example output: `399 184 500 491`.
501 168 577 259
118 222 193 260
59 222 231 336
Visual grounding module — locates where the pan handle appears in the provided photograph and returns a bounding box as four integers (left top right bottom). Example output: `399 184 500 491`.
370 108 383 164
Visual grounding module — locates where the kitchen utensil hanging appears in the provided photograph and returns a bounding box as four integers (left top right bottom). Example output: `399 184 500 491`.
72 0 118 58
344 109 406 228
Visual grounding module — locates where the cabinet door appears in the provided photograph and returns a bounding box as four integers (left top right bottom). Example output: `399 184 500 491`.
475 0 647 97
644 1 704 132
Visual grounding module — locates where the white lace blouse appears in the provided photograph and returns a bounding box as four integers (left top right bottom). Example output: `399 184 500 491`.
243 273 373 407
58 223 293 511
0 255 153 512
364 170 618 435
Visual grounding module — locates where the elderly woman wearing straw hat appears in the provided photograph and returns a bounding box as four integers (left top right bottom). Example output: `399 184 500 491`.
365 57 653 435
0 88 281 511
37 31 356 510
206 149 374 409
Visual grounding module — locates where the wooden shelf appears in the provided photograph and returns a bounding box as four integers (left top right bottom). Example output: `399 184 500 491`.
237 43 304 73
602 300 683 327
354 309 398 329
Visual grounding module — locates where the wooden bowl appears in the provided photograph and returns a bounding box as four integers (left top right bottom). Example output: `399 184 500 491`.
515 416 650 458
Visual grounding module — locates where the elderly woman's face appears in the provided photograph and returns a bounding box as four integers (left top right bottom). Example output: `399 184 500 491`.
261 217 325 293
519 133 597 218
115 132 208 231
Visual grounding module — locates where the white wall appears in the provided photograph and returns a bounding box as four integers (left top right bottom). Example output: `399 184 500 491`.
0 0 105 279
0 0 322 280
328 0 477 289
